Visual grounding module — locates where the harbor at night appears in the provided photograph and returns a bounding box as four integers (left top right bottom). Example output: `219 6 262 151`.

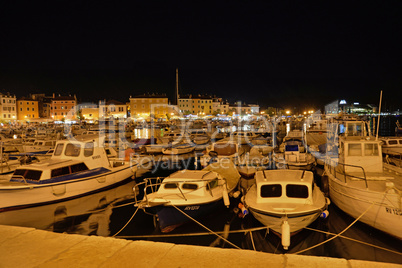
1 1 401 267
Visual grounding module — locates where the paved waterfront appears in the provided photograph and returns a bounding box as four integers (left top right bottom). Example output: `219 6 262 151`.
0 225 399 268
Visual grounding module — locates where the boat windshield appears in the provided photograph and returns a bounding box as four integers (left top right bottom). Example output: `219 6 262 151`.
286 184 308 198
260 184 282 198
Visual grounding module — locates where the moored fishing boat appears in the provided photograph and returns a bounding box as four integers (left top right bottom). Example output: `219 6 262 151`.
324 134 402 239
243 169 329 250
0 136 136 212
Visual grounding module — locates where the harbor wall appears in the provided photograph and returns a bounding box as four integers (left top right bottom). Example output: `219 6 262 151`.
0 225 399 268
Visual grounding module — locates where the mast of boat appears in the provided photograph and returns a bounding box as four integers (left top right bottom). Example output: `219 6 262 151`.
176 68 179 105
376 90 383 140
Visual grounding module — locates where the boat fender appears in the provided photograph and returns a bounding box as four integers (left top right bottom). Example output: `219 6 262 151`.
222 186 230 207
231 190 241 199
281 220 290 250
238 203 248 216
320 210 330 219
325 197 331 206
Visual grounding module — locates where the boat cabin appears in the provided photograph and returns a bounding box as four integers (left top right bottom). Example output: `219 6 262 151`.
337 120 370 137
11 138 114 183
255 170 314 205
284 144 307 162
155 170 223 197
338 137 383 173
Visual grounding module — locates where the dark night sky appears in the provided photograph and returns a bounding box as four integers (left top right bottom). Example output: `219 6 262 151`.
1 1 401 111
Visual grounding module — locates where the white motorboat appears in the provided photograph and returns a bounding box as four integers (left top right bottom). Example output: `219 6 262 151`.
159 129 186 145
136 161 240 232
273 143 316 170
324 134 402 239
189 130 210 145
380 136 402 156
278 130 305 153
22 139 57 154
199 140 244 167
0 137 136 212
162 143 195 155
243 169 329 250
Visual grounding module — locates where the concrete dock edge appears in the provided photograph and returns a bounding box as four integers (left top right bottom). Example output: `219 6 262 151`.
0 225 400 268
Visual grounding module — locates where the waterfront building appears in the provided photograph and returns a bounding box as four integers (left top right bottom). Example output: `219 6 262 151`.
16 97 39 121
0 92 17 122
80 108 99 121
77 103 99 122
212 97 230 115
99 99 127 119
325 100 376 115
129 93 169 119
50 94 77 121
249 104 260 114
178 94 212 116
31 93 53 119
229 101 252 115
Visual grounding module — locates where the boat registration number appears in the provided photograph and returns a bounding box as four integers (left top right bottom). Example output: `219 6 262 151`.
385 207 401 216
184 206 200 211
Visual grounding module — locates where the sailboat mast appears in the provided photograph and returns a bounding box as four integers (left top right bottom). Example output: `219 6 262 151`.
376 90 382 140
176 68 179 105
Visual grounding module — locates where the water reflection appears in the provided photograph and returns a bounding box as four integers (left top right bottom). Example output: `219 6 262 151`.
0 180 138 237
325 205 402 264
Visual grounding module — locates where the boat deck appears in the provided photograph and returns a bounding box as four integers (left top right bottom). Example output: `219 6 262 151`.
334 166 402 192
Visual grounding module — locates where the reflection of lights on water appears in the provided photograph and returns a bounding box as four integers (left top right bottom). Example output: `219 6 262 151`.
132 128 160 139
286 123 290 135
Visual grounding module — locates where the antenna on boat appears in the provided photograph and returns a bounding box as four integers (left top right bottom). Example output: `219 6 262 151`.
376 90 383 141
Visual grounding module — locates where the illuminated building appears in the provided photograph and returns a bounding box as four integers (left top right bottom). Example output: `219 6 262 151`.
17 97 39 121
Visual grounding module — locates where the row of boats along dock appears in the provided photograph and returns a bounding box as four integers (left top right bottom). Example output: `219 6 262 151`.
0 114 401 263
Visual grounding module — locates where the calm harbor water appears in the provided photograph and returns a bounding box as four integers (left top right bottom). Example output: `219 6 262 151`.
0 116 401 264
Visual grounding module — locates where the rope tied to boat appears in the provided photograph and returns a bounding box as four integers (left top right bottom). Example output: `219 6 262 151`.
111 206 140 237
304 227 402 256
293 201 376 254
171 204 242 250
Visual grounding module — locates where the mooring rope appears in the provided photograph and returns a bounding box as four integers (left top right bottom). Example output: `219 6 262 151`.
294 202 375 254
115 226 268 239
170 204 242 250
111 206 140 237
249 230 257 251
304 227 402 256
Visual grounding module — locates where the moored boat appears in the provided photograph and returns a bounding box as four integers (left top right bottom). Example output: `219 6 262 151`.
0 136 136 212
324 134 402 239
161 143 195 155
243 169 329 250
135 161 240 232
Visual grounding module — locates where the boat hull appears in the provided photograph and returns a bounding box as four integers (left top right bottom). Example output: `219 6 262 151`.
0 166 134 212
249 207 323 234
147 200 224 232
326 169 402 239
